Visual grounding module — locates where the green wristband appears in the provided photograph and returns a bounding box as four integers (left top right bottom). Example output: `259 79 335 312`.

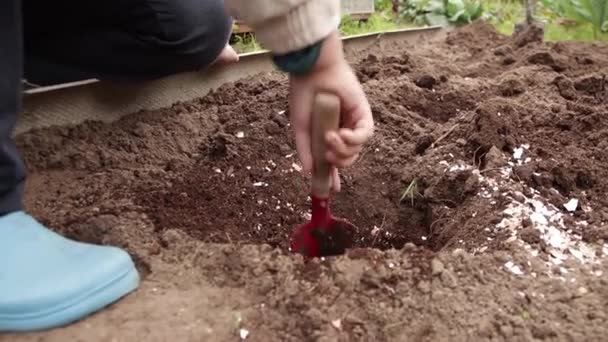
272 39 324 75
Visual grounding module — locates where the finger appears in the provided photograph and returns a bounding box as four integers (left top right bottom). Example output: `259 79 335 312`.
338 122 373 147
337 102 374 146
326 131 363 158
289 81 313 173
331 167 341 193
335 73 374 146
326 146 362 163
327 152 360 168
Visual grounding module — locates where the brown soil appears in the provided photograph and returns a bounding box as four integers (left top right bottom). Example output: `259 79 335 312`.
3 21 608 341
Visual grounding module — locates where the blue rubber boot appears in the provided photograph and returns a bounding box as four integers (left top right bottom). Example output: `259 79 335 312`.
0 211 140 331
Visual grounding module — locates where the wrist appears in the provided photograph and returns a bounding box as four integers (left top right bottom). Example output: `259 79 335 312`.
272 31 343 75
311 31 344 73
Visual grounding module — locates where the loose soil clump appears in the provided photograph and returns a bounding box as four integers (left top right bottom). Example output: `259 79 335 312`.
4 21 608 341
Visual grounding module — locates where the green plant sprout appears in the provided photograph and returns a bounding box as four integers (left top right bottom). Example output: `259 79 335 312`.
399 178 422 205
230 32 262 54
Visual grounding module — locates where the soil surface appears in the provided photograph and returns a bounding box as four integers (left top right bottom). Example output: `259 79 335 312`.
3 22 608 341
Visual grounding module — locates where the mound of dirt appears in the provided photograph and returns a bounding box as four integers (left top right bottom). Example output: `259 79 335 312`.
5 21 608 341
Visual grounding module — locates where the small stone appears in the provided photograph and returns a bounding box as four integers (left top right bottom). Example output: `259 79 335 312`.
440 269 458 288
291 163 302 172
456 138 467 146
577 287 588 296
484 146 507 169
417 280 431 294
415 134 434 154
415 75 437 89
499 325 514 338
502 56 516 65
563 198 579 212
513 146 524 160
264 121 281 135
464 173 480 194
493 45 512 56
531 324 557 339
519 227 541 245
239 328 249 339
148 243 161 256
512 192 527 203
553 75 577 100
532 172 554 188
498 77 525 97
505 261 524 275
402 242 417 252
160 229 185 247
272 114 289 127
431 258 444 276
514 165 533 182
477 318 495 338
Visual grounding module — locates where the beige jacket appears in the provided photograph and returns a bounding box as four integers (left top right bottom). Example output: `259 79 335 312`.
225 0 341 54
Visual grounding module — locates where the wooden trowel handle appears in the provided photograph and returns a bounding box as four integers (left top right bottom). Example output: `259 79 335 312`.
311 91 340 198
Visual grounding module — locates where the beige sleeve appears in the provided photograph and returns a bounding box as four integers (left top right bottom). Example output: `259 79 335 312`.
225 0 341 54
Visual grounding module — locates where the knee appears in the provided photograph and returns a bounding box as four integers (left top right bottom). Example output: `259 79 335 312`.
144 0 232 68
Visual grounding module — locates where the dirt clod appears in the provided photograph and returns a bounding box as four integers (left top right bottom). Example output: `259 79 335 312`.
520 227 542 245
415 75 437 89
527 51 566 72
431 258 444 275
499 77 525 97
485 145 507 169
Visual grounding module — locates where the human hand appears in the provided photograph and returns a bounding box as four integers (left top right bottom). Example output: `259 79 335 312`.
289 31 374 192
211 44 239 65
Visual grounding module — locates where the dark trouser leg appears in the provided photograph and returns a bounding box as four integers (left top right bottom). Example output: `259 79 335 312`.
23 0 232 86
0 0 27 215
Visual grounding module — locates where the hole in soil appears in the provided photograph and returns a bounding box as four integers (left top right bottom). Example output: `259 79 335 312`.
133 126 437 256
135 160 436 255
